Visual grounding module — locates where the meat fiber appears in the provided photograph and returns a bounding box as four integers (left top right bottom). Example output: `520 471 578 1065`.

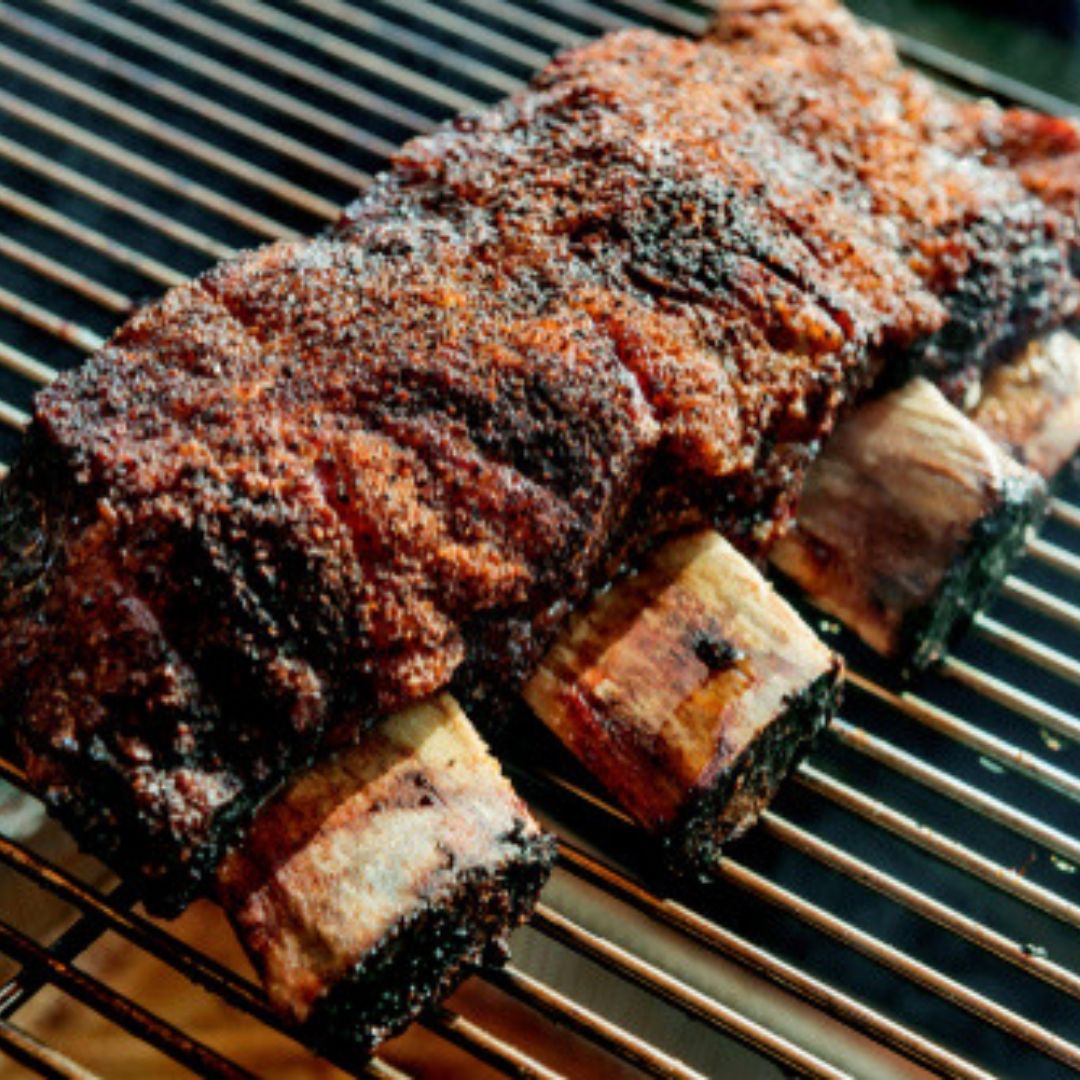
0 17 1075 912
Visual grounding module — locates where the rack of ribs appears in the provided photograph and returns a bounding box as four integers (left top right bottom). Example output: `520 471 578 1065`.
1 0 1077 1055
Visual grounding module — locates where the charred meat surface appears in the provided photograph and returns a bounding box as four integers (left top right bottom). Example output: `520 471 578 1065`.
771 379 1048 669
1 8 1076 908
709 0 1080 395
216 694 554 1055
525 530 841 877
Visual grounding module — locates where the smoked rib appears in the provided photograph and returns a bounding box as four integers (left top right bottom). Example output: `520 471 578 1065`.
0 16 1076 911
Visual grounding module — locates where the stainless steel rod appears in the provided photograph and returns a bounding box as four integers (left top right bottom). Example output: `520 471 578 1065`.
1002 575 1080 634
0 183 183 291
126 0 433 136
849 671 1080 801
0 283 103 352
293 0 523 96
761 811 1080 1000
825 718 1080 867
491 963 708 1080
797 758 1080 929
422 1007 566 1080
714 859 1080 1071
555 841 992 1080
0 917 254 1080
451 0 583 49
0 341 57 386
0 1018 100 1080
0 39 336 223
974 614 1080 689
532 903 852 1079
209 0 481 114
47 0 399 161
941 656 1080 745
0 132 232 260
0 86 294 242
378 0 552 69
1050 498 1080 531
0 232 131 315
3 4 371 193
1027 535 1080 582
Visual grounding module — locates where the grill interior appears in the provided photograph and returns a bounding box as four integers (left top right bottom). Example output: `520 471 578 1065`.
0 1 1078 1077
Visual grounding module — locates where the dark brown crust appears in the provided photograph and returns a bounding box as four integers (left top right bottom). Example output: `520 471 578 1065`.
300 833 553 1057
0 12 1076 909
708 0 1079 397
215 695 554 1053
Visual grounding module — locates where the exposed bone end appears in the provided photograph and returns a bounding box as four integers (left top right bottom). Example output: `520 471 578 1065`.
524 530 841 878
215 693 554 1055
971 330 1080 480
772 378 1048 670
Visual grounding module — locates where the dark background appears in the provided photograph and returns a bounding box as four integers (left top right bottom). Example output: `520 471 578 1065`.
847 0 1080 102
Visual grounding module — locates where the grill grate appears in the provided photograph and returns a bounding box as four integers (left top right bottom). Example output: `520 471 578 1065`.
0 1 1078 1076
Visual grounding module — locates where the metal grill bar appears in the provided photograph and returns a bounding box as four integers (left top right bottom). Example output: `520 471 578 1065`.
0 763 698 1080
0 399 29 436
0 283 101 352
940 655 1080 744
0 87 295 241
530 904 850 1079
0 883 136 1021
292 0 524 96
209 0 486 114
0 1018 97 1080
1027 535 1080 581
126 0 435 135
1002 574 1080 632
534 760 1080 1069
0 132 233 261
539 746 1080 1068
0 4 371 193
593 0 708 34
974 614 1080 688
849 671 1080 800
0 184 183 291
490 964 707 1080
376 0 552 70
0 832 289 1033
0 40 336 223
0 234 130 316
554 840 990 1080
0 919 254 1080
822 721 1080 880
42 0 399 161
518 0 626 33
711 861 1080 1071
884 24 1080 117
1052 498 1080 530
758 811 1080 1000
423 1009 564 1079
0 341 55 387
795 759 1080 929
443 0 582 50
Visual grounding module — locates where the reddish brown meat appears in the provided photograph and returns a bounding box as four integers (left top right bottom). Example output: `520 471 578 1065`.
709 0 1079 395
0 17 1075 911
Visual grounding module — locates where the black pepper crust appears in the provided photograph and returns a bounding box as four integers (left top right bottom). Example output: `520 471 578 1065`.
301 828 555 1058
0 10 1076 911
